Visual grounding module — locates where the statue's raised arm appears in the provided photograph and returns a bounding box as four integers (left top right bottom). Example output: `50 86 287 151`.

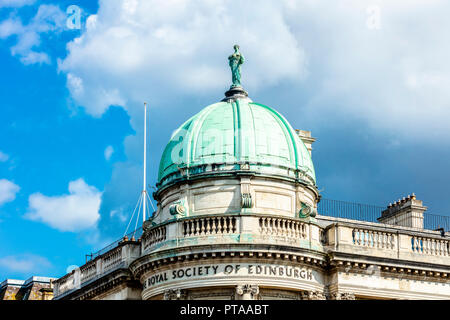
228 45 245 88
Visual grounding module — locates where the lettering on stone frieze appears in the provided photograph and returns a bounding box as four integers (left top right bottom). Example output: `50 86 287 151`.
145 263 314 288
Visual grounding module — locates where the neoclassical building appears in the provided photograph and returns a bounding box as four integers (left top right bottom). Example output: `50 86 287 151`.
53 50 450 300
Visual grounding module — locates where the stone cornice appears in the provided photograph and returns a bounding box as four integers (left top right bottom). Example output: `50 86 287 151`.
154 169 318 201
130 245 328 279
58 268 139 300
328 253 450 281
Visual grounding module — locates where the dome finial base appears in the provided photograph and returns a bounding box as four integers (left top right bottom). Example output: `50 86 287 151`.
222 86 252 102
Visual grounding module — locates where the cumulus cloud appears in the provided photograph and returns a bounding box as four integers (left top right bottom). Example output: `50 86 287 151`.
57 0 450 140
54 0 450 240
0 254 51 274
25 178 101 232
0 179 20 206
279 0 450 142
58 0 306 116
104 145 114 161
0 4 66 64
0 151 9 162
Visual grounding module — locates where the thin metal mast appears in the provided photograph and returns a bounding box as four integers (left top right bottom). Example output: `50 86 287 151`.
123 101 153 237
143 102 147 224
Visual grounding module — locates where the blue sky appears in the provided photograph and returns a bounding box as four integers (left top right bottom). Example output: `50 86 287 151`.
1 0 450 280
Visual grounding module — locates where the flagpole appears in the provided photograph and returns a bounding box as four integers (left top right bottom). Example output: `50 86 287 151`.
143 102 147 223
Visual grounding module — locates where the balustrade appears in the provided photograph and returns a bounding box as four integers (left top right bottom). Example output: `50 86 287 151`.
80 261 96 283
352 228 396 249
143 225 167 250
183 216 237 236
102 246 122 272
411 236 450 256
259 217 307 239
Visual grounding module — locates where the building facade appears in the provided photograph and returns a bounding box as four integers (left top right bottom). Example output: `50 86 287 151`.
52 57 450 300
1 277 55 300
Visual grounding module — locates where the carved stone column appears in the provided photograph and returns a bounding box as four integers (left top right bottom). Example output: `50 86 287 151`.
300 290 326 300
234 284 260 300
163 289 187 300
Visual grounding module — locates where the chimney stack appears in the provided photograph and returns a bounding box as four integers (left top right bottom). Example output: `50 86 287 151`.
378 193 427 229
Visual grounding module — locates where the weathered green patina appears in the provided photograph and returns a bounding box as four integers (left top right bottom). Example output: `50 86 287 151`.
157 98 316 188
228 45 245 88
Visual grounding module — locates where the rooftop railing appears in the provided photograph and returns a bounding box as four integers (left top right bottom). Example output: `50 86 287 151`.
318 198 450 232
86 227 143 262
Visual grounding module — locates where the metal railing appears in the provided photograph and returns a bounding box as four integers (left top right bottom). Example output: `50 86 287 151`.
424 215 450 232
86 227 143 262
318 199 383 223
318 198 450 232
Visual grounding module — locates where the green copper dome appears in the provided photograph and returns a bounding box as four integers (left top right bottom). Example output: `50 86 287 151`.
157 98 316 189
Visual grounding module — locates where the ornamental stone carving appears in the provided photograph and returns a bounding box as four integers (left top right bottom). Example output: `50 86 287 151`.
240 177 253 209
163 289 187 300
299 201 316 218
169 201 186 217
300 290 326 300
234 284 260 300
241 193 252 208
329 292 356 300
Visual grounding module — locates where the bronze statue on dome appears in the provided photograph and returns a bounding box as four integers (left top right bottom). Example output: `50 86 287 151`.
228 45 245 88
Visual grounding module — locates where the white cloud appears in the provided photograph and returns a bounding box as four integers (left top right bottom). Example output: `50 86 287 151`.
110 207 127 223
51 0 450 240
25 178 102 232
0 4 66 65
0 151 9 162
279 0 450 142
58 0 306 117
0 254 51 274
0 179 20 206
0 0 36 8
57 0 450 141
104 145 114 161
